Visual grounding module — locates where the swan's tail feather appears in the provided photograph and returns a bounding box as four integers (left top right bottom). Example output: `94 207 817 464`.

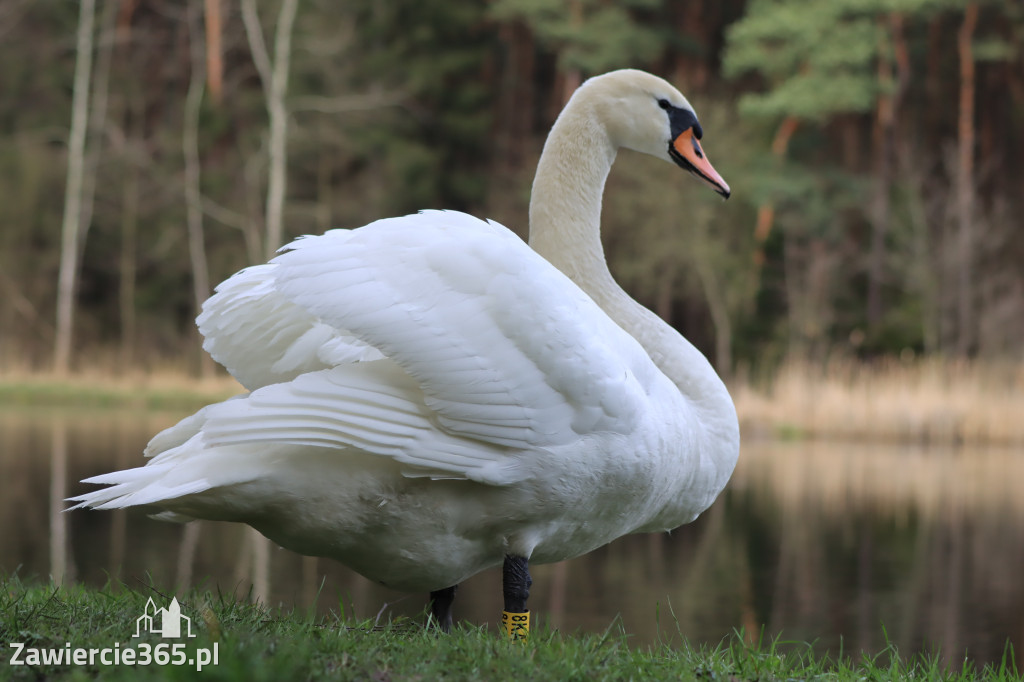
68 431 265 516
69 358 527 519
66 461 214 513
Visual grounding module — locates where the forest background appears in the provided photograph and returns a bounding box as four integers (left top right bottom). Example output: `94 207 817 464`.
1 0 1021 404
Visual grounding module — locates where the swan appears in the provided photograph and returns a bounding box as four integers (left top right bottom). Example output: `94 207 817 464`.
70 69 739 639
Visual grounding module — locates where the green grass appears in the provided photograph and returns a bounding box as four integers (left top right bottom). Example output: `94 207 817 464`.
1 576 1018 681
0 375 237 412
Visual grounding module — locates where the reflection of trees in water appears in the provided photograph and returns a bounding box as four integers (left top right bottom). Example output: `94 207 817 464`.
4 414 1022 666
728 444 1024 667
904 502 1024 667
49 418 74 584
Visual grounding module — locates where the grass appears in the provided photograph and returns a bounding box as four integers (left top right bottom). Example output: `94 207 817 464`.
0 576 1018 681
0 371 238 413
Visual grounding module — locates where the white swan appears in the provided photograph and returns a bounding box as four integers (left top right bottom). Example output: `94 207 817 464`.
71 69 739 637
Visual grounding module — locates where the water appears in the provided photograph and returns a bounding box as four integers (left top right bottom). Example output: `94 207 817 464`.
2 409 1022 667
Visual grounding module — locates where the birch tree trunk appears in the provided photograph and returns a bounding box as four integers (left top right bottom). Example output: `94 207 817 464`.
242 0 300 261
119 167 139 368
77 0 117 253
185 0 214 378
238 0 300 603
54 0 97 374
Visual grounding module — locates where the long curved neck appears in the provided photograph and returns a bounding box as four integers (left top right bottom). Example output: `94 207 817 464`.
528 99 616 290
527 95 738 457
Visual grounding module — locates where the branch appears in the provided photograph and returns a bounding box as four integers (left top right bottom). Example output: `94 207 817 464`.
240 0 272 92
200 196 248 231
0 270 51 333
270 0 300 104
0 0 32 41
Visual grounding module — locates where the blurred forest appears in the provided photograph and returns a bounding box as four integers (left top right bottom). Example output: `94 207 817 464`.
1 0 1022 377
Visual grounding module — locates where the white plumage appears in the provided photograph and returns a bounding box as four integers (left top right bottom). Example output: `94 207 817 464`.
71 69 740 602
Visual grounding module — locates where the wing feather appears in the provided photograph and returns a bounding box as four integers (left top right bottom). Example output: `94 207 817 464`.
197 360 524 484
73 211 659 506
185 210 652 484
197 261 382 390
269 210 649 449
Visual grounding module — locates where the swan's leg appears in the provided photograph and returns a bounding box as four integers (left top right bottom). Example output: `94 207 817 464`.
429 585 458 632
501 554 531 641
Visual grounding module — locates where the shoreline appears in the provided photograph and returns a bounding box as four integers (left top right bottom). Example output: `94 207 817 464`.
3 358 1023 445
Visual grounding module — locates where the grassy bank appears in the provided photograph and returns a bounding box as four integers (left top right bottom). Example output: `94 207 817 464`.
0 371 239 413
2 358 1024 444
733 358 1024 446
0 576 1017 682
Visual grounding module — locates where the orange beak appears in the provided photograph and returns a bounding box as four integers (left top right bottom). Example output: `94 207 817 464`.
671 129 730 198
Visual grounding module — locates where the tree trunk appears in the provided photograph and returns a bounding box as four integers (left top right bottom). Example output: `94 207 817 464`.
891 18 940 354
204 0 223 104
237 0 299 600
693 254 733 378
118 167 139 368
866 13 907 332
54 0 97 374
185 0 214 378
50 419 75 585
77 0 118 254
242 0 300 261
956 3 978 356
560 0 583 105
753 115 799 267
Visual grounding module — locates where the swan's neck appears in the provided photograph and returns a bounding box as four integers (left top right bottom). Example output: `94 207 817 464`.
527 97 738 462
528 103 616 291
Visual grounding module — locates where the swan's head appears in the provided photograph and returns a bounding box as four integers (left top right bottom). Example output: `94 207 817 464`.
580 69 730 199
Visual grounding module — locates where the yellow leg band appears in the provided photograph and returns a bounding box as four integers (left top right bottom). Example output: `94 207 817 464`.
501 610 530 641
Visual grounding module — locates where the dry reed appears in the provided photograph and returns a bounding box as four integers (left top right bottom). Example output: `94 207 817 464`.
4 357 1024 445
733 358 1024 446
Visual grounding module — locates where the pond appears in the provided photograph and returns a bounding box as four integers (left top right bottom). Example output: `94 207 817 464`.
2 409 1022 668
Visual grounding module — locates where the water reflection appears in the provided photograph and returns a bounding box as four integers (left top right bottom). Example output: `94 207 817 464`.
1 410 1021 666
48 418 72 585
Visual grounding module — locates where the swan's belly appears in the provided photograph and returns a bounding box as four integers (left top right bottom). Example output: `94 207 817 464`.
246 476 641 592
168 447 663 593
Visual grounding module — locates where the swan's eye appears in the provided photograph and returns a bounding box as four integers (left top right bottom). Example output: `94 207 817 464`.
657 99 672 110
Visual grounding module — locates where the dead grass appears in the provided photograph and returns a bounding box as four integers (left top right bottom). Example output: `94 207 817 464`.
733 358 1024 446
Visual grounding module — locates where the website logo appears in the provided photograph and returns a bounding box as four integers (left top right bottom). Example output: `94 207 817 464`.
8 595 217 672
134 597 196 638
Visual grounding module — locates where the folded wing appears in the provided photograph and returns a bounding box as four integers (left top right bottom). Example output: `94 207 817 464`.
267 210 651 450
75 210 657 508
